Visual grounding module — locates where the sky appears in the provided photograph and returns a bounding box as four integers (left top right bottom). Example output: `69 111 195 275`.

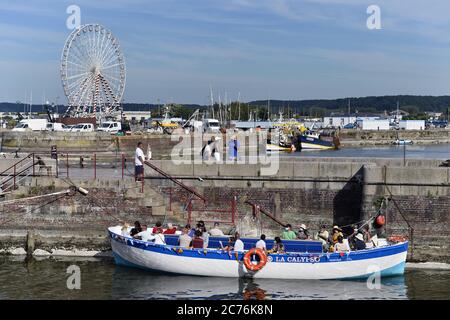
1 0 450 105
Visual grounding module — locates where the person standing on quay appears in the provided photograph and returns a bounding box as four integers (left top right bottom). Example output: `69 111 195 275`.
135 142 145 182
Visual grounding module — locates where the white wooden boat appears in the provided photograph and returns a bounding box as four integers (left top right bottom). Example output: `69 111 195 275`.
109 226 408 280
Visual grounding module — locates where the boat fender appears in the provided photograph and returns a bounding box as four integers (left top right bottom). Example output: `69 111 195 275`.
243 248 268 272
375 215 386 228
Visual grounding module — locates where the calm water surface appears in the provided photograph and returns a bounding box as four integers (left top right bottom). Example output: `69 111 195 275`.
282 144 450 160
0 256 449 300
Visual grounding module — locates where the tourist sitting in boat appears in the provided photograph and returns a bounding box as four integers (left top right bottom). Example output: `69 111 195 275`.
152 221 162 234
255 234 267 252
269 237 285 254
334 235 350 252
186 224 195 237
134 225 155 242
209 222 224 236
331 226 343 244
354 233 366 251
314 224 330 252
281 224 297 240
130 221 142 237
296 224 311 240
121 222 130 237
163 223 177 234
153 227 166 245
201 226 209 248
221 236 235 252
178 227 192 248
362 225 372 242
190 230 204 249
233 232 245 252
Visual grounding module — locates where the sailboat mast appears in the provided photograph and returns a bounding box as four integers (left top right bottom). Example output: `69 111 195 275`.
209 85 214 119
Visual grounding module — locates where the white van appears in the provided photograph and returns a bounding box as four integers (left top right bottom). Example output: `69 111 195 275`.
46 122 70 132
70 123 95 132
97 121 122 133
12 119 47 131
203 119 220 133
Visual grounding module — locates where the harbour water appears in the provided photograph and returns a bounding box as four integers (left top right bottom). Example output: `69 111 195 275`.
284 144 450 160
0 256 449 300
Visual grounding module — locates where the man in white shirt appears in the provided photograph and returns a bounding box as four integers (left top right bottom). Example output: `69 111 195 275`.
134 225 155 242
255 234 266 251
209 222 224 236
178 227 192 248
135 142 145 182
153 227 166 245
233 232 245 252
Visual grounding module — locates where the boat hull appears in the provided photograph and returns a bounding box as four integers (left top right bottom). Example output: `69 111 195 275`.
300 136 335 150
109 228 408 280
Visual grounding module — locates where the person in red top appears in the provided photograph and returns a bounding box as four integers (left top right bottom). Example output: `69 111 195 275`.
190 230 204 249
163 223 177 234
152 221 162 234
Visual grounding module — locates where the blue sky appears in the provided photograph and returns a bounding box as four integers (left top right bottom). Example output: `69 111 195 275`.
2 0 450 104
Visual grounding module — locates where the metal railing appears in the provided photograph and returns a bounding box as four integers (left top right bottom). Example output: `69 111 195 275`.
0 154 37 193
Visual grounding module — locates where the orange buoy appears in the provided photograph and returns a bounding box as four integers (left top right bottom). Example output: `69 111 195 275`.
243 248 268 272
375 215 386 227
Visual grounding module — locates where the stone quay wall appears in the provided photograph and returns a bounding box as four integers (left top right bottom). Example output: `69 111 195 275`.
0 158 449 262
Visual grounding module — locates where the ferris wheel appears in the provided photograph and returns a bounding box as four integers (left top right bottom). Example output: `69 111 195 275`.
60 24 126 117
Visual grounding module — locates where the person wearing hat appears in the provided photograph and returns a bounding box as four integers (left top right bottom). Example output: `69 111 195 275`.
354 233 366 251
297 224 311 240
331 226 344 244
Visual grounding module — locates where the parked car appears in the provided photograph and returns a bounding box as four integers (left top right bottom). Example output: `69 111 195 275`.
97 121 122 134
45 122 70 132
70 123 95 132
343 123 356 129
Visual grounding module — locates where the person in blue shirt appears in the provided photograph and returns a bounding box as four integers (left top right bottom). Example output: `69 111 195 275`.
228 135 240 161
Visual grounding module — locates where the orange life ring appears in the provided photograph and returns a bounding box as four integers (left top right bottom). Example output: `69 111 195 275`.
243 248 268 272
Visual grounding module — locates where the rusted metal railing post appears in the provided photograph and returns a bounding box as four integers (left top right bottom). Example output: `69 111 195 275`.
13 164 16 189
141 175 144 193
93 154 96 180
231 196 237 225
66 153 69 178
32 154 35 176
169 187 172 212
121 153 124 179
187 200 192 225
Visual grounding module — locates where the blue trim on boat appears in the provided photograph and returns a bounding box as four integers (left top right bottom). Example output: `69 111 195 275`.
340 261 406 280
